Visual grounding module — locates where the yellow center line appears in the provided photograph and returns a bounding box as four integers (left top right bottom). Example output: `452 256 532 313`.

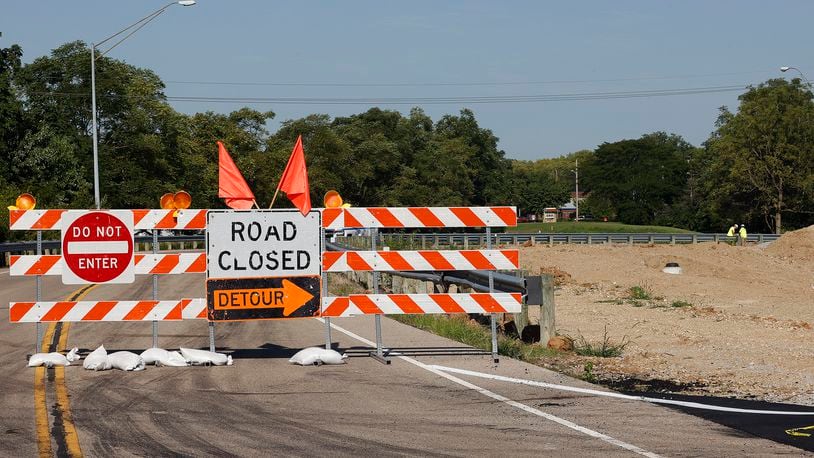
34 322 56 457
34 284 96 458
55 321 82 457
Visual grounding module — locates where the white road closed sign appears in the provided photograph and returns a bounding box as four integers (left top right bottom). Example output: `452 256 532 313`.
206 210 322 279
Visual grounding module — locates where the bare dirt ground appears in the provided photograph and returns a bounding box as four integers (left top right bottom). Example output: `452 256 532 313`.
518 225 814 405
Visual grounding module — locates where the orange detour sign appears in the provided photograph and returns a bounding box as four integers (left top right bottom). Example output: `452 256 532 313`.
205 209 322 321
206 277 320 320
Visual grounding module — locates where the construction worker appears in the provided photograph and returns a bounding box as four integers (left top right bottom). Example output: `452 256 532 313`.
738 224 747 246
726 224 738 245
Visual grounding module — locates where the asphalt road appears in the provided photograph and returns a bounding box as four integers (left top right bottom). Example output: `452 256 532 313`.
1 269 811 457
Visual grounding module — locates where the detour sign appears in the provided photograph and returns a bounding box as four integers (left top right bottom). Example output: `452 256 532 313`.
206 276 320 321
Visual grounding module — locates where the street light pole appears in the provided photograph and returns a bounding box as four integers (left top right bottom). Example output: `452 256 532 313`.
90 1 196 209
780 66 812 88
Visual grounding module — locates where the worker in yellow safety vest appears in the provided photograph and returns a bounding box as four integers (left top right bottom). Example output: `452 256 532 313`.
726 224 738 245
738 224 747 246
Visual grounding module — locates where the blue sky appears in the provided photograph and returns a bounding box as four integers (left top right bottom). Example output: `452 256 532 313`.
4 1 813 160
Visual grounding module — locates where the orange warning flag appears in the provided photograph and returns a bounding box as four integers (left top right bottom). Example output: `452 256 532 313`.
217 141 255 209
276 135 311 216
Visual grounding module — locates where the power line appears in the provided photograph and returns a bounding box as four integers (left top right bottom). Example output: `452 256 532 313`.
163 70 771 88
25 84 747 106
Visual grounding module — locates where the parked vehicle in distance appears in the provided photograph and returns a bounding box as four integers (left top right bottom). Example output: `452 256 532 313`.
577 214 595 221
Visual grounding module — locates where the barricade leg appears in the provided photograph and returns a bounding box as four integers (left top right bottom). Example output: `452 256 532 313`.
487 228 499 363
208 322 216 352
369 228 390 364
35 231 43 353
152 230 159 348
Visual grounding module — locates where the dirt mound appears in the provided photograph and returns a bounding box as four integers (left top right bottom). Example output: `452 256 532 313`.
764 225 814 261
517 241 814 405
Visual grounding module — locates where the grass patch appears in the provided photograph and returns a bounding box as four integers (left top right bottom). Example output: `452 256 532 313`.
391 314 557 361
508 221 694 234
573 326 629 357
628 285 652 300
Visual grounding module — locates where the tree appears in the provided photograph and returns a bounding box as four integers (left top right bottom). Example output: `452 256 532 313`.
583 132 692 225
704 79 814 233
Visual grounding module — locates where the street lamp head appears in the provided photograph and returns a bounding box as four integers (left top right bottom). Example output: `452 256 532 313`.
780 66 791 72
178 1 196 5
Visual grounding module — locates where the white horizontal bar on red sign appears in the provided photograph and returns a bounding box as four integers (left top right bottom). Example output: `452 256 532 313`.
8 209 207 231
322 249 519 272
321 207 517 229
321 293 522 317
9 253 207 276
9 299 192 322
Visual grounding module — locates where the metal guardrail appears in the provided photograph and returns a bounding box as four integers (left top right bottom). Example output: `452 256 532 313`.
0 232 780 256
338 232 780 249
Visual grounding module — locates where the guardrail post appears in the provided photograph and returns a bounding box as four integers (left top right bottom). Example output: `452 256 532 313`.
540 274 555 344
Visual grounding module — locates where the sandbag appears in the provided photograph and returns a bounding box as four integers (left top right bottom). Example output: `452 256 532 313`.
66 347 81 362
179 348 232 366
288 347 323 366
107 351 145 371
28 352 70 368
289 347 348 366
83 345 112 371
140 348 189 367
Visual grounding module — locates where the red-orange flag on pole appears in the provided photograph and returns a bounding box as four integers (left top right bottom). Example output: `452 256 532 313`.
274 135 311 216
217 141 256 209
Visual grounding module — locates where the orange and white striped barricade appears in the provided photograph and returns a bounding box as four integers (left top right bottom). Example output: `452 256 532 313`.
8 208 208 351
9 299 192 322
9 253 207 276
319 206 517 363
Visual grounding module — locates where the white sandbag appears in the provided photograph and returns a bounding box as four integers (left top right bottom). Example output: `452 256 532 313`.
288 347 324 366
140 348 189 367
179 348 232 366
288 347 348 366
318 349 348 365
107 351 145 371
162 351 190 367
66 347 81 362
28 352 70 367
83 345 111 371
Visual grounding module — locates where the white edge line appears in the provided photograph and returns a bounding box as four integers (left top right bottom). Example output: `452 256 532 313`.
315 318 660 458
428 365 814 416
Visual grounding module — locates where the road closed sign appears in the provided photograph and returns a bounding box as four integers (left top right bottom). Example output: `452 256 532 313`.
206 210 322 320
61 210 135 284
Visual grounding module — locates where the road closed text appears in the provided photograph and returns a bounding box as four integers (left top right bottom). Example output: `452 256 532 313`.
217 249 310 272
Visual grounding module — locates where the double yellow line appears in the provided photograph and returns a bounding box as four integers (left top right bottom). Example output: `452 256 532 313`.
34 285 95 457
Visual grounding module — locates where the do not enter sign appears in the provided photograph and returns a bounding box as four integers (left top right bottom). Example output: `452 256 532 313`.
61 210 135 284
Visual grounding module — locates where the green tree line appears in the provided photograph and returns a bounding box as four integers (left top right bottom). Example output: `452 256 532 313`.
1 42 812 241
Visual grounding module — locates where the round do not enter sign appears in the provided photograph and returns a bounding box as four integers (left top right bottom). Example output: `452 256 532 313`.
61 211 135 284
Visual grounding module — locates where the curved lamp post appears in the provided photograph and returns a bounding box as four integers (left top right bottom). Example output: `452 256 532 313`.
91 1 196 208
780 66 812 88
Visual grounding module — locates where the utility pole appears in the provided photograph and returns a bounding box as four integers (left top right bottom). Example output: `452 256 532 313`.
574 159 579 222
